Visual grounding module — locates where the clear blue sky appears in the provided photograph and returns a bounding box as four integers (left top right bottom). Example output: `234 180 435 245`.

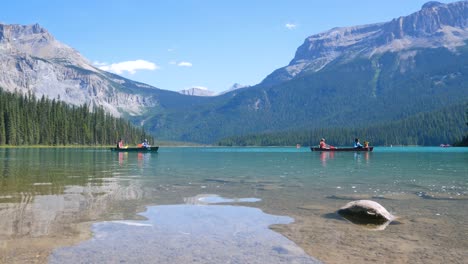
1 0 452 93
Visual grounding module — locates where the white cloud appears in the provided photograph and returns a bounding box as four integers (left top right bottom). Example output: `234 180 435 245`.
285 23 297 30
98 60 159 74
177 61 193 67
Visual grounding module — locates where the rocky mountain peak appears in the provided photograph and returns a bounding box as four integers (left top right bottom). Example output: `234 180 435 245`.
1 23 49 37
179 87 217 96
1 23 47 40
0 23 92 69
261 0 468 86
1 23 53 53
422 1 445 9
229 83 250 90
387 0 468 38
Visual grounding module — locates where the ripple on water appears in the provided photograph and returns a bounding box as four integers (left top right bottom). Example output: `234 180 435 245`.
49 197 322 264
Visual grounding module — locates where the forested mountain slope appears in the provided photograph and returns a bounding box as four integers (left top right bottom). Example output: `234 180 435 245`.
145 44 468 143
217 103 467 146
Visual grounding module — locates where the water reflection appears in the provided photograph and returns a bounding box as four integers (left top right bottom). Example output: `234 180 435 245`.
116 151 153 168
319 151 335 167
0 149 116 197
1 147 467 263
118 152 127 166
0 149 153 240
339 216 392 231
319 151 372 167
50 197 322 264
353 152 370 163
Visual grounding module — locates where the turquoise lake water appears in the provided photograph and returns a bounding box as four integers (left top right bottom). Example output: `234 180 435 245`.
0 147 467 263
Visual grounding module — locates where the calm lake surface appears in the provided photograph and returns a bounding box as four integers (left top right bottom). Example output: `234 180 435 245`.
0 147 467 263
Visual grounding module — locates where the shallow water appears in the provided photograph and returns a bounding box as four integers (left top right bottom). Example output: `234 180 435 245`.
50 195 321 264
0 147 467 263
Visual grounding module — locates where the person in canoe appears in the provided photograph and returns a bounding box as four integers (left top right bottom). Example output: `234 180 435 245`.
319 138 335 149
140 139 150 148
117 139 128 149
363 141 369 148
354 138 363 149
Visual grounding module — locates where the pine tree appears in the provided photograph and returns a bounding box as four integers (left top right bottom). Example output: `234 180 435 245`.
0 88 154 146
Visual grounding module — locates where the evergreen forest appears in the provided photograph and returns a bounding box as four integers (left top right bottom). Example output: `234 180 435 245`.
0 88 153 146
218 104 468 147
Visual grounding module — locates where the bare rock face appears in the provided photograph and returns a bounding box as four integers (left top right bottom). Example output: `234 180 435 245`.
0 23 94 71
179 87 217 96
0 23 158 117
262 1 468 86
337 200 396 229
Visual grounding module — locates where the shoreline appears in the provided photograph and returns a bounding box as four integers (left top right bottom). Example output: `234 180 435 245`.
1 194 467 264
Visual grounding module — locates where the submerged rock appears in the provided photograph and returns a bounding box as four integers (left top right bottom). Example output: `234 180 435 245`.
337 200 395 229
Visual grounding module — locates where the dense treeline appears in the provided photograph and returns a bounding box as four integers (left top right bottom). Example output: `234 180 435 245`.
218 104 467 147
455 135 468 146
0 89 153 146
454 109 468 146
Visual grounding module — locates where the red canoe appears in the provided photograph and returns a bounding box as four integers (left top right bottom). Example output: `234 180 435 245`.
311 147 373 152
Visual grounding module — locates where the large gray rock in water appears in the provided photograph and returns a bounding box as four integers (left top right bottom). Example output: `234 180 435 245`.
337 200 395 229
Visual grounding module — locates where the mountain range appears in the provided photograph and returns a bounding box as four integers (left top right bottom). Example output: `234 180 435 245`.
178 84 249 97
262 1 468 86
1 1 467 144
179 87 217 97
0 23 186 118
